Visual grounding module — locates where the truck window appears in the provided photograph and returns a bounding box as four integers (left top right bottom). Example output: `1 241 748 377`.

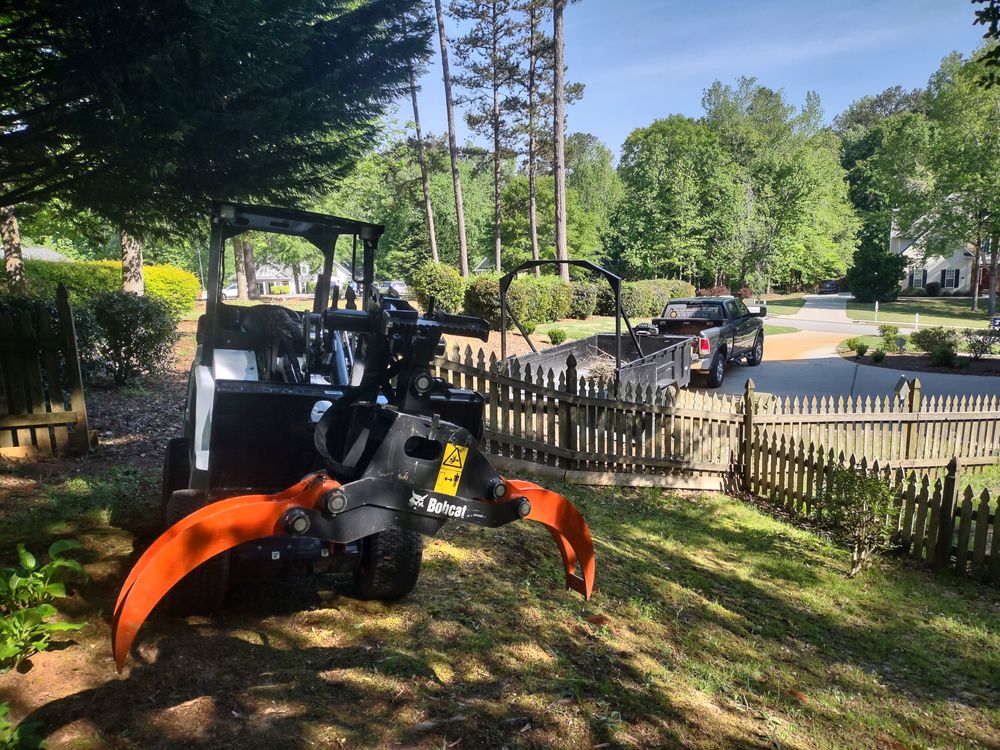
725 300 742 319
737 300 750 317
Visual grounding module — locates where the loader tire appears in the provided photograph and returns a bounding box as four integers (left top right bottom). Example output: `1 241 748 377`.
163 490 230 616
353 528 423 600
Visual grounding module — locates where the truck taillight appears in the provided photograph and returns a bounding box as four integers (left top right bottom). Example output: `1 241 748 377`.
698 337 711 356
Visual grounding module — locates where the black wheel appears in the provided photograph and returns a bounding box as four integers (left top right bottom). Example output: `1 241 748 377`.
746 334 764 367
161 437 190 513
352 528 423 600
163 490 230 616
706 349 726 388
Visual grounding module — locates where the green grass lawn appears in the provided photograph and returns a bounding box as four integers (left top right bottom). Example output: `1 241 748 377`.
3 470 998 748
847 298 991 329
762 294 807 316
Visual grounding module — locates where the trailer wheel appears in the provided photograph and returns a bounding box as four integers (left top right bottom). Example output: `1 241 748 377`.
161 437 190 515
163 490 230 616
352 528 423 600
746 334 764 366
706 349 726 388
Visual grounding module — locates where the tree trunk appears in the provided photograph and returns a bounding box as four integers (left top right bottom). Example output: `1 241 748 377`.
434 0 469 277
243 240 258 298
971 239 981 312
491 2 502 273
552 0 569 282
527 2 541 276
1 206 27 293
233 235 249 300
409 67 439 263
990 234 999 317
120 229 144 295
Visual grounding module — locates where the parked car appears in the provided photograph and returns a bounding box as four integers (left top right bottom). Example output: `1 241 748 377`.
818 280 840 294
221 282 240 300
378 279 409 298
652 297 766 387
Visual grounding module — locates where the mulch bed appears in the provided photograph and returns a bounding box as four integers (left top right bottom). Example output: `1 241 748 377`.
847 351 1000 377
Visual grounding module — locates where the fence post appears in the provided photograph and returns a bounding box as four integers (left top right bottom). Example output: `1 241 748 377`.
55 283 91 453
932 457 960 570
904 377 922 461
559 354 578 469
742 378 756 491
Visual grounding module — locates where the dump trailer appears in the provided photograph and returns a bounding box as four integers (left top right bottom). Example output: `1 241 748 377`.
501 260 693 393
112 203 596 672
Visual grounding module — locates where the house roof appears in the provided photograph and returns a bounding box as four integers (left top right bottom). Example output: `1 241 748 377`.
22 246 69 262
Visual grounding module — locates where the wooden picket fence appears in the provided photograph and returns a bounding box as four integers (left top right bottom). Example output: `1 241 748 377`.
749 431 1000 586
433 345 1000 490
0 285 91 458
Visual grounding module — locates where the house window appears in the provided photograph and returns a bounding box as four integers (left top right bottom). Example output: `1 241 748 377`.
909 269 927 288
940 269 960 289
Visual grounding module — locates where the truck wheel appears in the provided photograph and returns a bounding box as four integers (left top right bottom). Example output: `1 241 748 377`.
161 437 190 514
163 490 230 616
706 349 726 388
746 334 764 367
352 528 423 600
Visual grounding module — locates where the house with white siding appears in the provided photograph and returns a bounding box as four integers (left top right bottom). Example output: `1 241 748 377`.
891 224 989 295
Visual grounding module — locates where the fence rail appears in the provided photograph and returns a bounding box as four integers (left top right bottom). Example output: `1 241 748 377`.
0 285 90 458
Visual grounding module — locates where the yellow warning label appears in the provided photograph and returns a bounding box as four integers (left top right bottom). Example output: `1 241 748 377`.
433 443 468 495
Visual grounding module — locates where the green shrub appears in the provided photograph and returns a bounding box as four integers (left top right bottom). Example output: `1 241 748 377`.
548 327 567 345
924 281 941 297
520 319 537 335
844 337 864 352
854 342 869 358
596 278 694 317
20 259 199 322
929 345 956 367
872 349 886 363
91 292 177 384
817 467 897 577
0 702 44 749
412 262 465 314
269 285 289 295
910 326 959 353
877 324 900 351
569 282 598 319
1 540 87 671
464 274 503 328
535 276 573 322
595 284 616 316
964 328 999 360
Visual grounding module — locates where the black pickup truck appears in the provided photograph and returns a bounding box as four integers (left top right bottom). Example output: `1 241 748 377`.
651 297 766 387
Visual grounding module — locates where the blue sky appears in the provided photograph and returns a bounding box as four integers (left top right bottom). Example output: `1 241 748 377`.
400 0 987 155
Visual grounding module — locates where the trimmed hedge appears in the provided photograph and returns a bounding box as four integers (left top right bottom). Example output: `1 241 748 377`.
464 273 574 330
21 259 199 321
596 278 696 318
569 282 598 319
910 326 959 353
412 261 465 314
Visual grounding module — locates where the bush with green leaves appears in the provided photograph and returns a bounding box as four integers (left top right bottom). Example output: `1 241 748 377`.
877 324 900 351
924 281 941 297
596 278 694 317
91 292 177 384
0 703 44 750
412 262 465 314
854 342 869 358
910 326 959 353
1 541 87 671
569 282 598 319
963 328 999 360
464 274 503 328
844 337 864 352
929 345 957 367
817 466 898 577
548 327 567 345
872 349 886 363
535 276 573 321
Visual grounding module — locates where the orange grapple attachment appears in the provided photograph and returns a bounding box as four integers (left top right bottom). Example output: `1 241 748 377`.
112 475 339 672
504 479 595 600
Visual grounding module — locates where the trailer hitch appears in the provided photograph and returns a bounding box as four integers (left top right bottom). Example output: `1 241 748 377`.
112 472 595 671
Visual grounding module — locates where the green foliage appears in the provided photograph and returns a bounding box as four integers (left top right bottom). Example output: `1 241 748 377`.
412 262 465 314
463 273 576 329
964 328 999 359
854 342 869 358
596 279 694 317
0 541 87 671
909 326 959 352
846 245 907 303
877 324 900 351
929 345 957 367
844 337 865 352
18 260 198 321
534 276 573 322
91 293 177 384
547 328 567 345
269 285 290 295
464 274 505 329
0 702 45 749
568 282 598 319
872 349 886 363
817 467 897 577
924 281 941 297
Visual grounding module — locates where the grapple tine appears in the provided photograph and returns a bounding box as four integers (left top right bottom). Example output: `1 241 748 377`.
112 476 337 672
505 479 595 600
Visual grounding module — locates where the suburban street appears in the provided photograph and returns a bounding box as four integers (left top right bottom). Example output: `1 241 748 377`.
698 294 1000 398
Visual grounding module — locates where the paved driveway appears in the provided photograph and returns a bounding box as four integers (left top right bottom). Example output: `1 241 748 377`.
769 293 881 336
